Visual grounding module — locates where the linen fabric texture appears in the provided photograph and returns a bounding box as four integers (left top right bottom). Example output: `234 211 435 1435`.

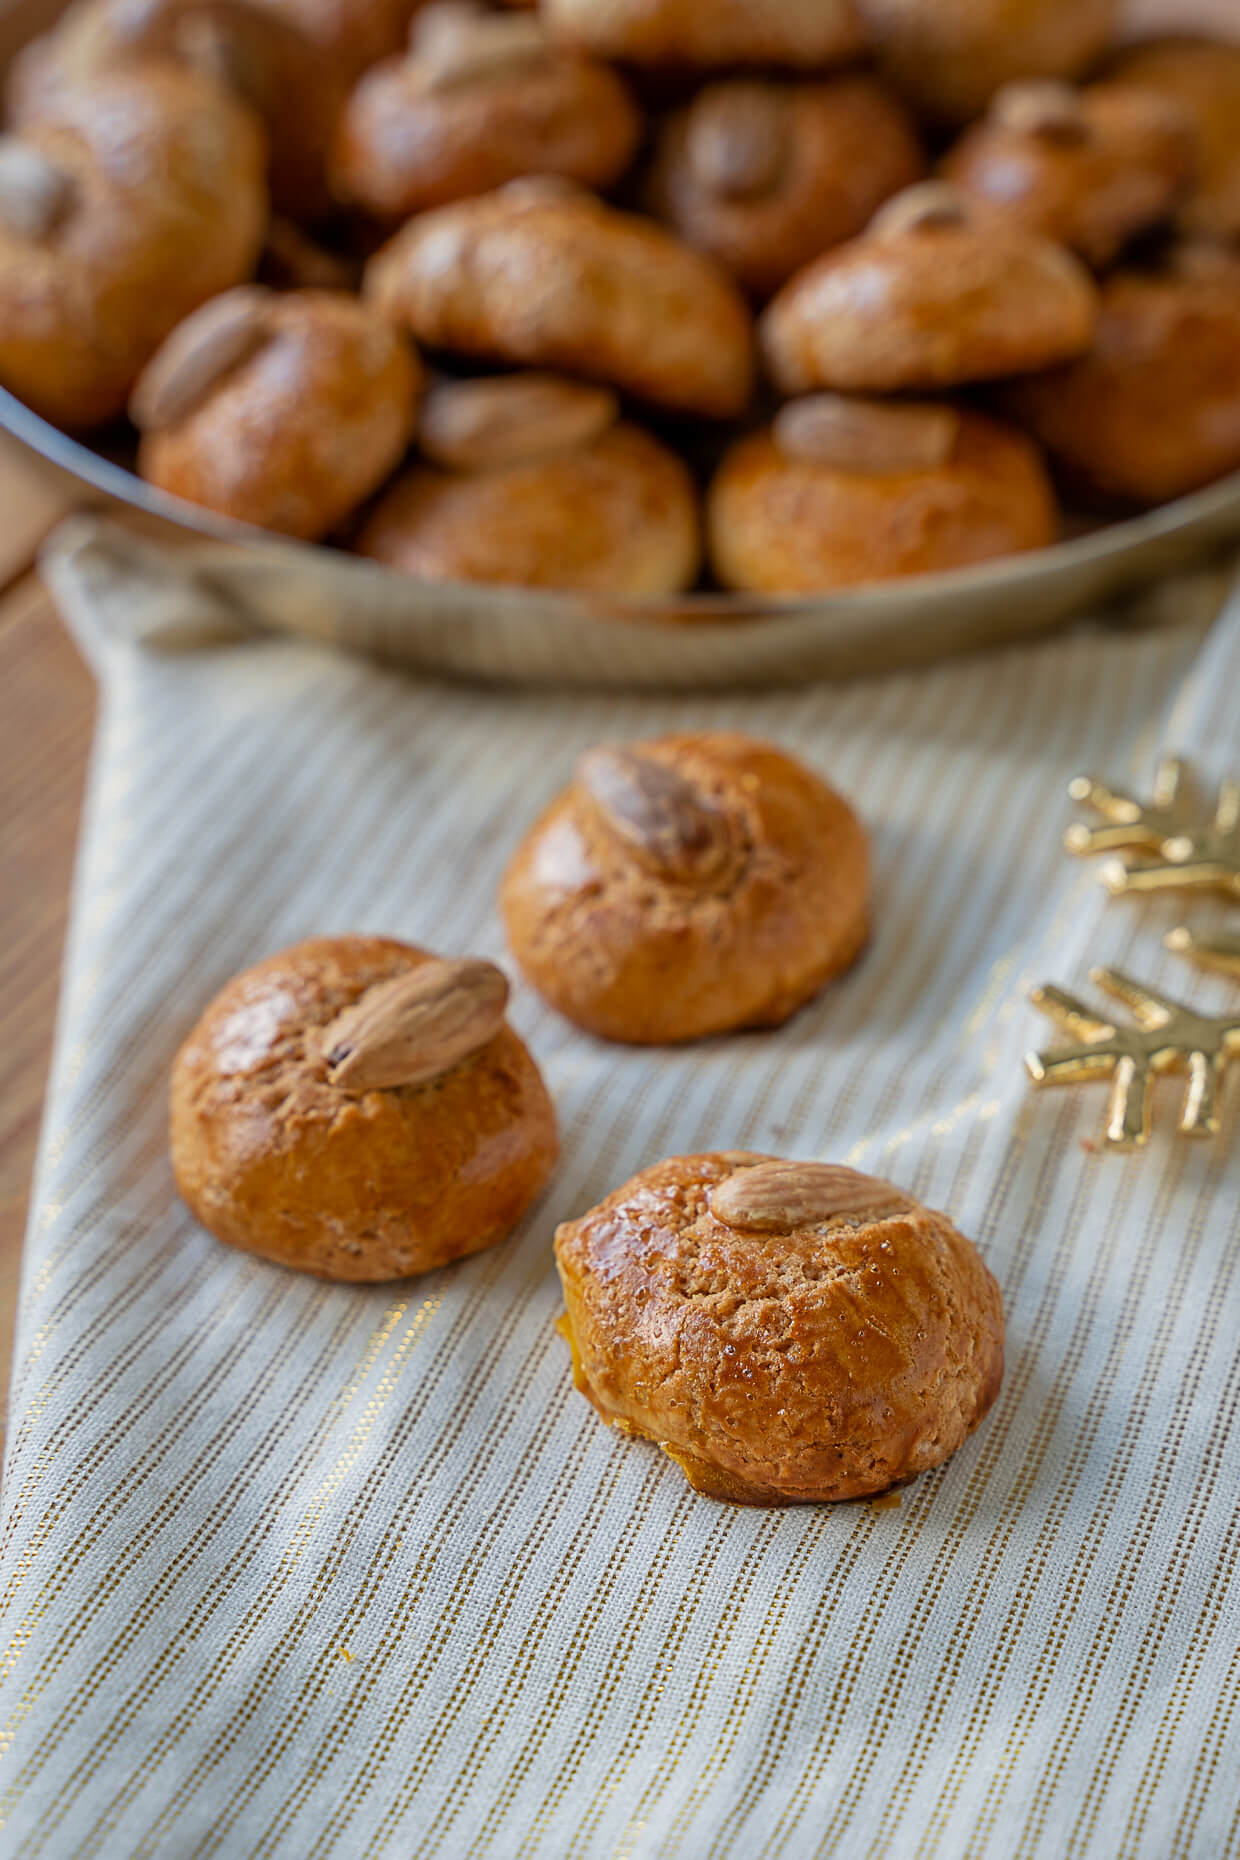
3 530 1239 1858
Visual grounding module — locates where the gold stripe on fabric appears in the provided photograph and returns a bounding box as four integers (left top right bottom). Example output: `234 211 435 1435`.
67 1292 451 1857
1004 1168 1230 1858
228 1266 567 1858
952 1164 1220 1856
0 1287 426 1850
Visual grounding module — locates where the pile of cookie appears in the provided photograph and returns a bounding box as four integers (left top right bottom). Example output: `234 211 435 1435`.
2 0 1240 594
171 735 1005 1507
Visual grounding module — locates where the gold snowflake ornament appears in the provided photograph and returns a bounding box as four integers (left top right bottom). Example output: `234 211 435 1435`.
1065 755 1240 898
1025 966 1240 1150
1165 926 1240 977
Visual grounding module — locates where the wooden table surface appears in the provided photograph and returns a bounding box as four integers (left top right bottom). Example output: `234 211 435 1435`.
0 435 96 1452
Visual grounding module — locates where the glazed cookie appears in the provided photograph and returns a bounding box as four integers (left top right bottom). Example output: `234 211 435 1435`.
942 79 1195 267
364 178 755 419
333 2 641 219
171 937 558 1281
7 0 344 222
708 397 1056 593
542 0 864 72
355 374 700 594
501 733 869 1044
131 287 421 539
857 0 1119 125
555 1154 1005 1504
1106 38 1240 244
645 75 925 299
1001 251 1240 506
761 182 1097 396
0 65 266 430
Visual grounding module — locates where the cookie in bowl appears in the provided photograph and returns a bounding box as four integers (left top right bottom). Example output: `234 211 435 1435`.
760 181 1098 396
501 733 869 1044
0 63 266 430
541 0 864 72
942 78 1195 268
1001 247 1240 507
170 937 558 1281
363 177 755 420
131 287 422 539
1105 37 1240 246
555 1154 1005 1504
857 0 1118 125
355 373 700 594
645 74 925 299
332 2 641 220
7 0 345 223
708 396 1057 593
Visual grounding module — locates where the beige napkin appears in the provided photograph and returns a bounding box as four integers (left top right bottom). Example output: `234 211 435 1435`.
3 522 1238 1858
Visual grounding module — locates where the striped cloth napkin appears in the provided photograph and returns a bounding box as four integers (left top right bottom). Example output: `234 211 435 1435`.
4 527 1239 1859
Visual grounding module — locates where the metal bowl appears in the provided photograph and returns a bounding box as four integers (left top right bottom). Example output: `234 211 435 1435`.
4 0 1240 688
12 377 1240 687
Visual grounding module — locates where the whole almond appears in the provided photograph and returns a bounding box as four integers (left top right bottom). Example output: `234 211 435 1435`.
418 374 618 472
129 286 273 432
0 138 75 241
775 394 960 474
711 1161 911 1233
322 958 509 1093
871 181 969 240
413 1 550 90
993 79 1090 143
577 746 730 883
686 82 790 201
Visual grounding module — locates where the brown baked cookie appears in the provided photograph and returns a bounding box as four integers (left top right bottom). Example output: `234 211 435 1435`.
0 65 266 431
555 1153 1005 1504
355 374 700 594
501 733 869 1044
645 75 925 299
856 0 1119 125
942 79 1195 267
131 287 421 539
761 181 1097 395
7 0 344 222
332 2 641 220
1106 38 1240 245
1001 251 1240 506
542 0 864 71
709 397 1057 593
248 0 419 77
364 178 755 419
170 937 558 1281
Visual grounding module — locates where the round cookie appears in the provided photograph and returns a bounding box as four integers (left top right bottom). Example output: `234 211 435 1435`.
708 397 1057 593
760 181 1097 396
541 0 864 72
645 75 925 299
170 937 559 1281
1106 38 1240 245
856 0 1119 125
942 78 1195 268
0 65 266 431
364 178 755 420
501 733 870 1044
7 0 344 222
355 373 700 594
131 287 422 539
555 1154 1005 1504
1001 251 1240 506
332 2 641 220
